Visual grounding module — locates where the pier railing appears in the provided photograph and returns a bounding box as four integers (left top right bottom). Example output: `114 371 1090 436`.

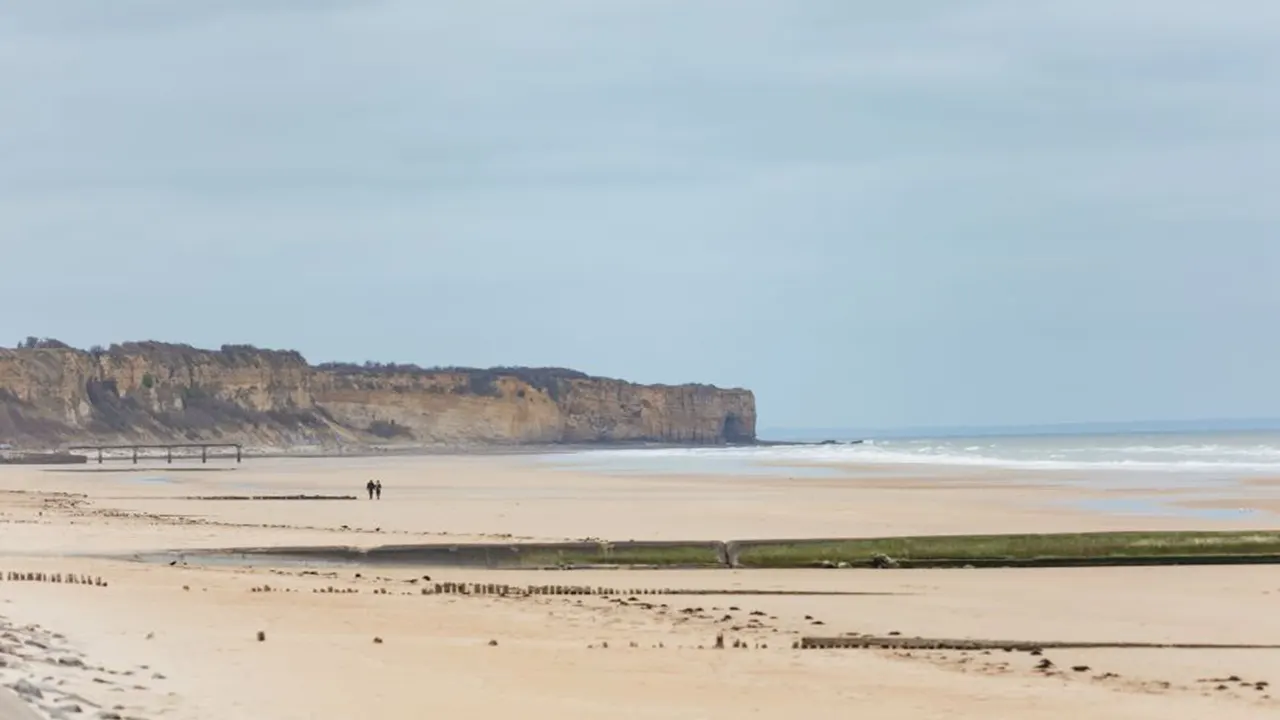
64 443 243 464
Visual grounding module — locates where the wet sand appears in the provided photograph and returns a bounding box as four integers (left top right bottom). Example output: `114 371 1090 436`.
1 455 1278 718
1177 498 1280 515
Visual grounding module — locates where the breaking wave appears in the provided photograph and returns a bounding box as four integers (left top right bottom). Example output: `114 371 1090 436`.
562 433 1280 476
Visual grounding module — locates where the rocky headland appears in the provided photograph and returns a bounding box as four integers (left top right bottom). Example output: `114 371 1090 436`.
0 340 755 450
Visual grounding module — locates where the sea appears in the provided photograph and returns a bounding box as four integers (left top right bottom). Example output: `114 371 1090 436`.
548 430 1280 477
542 428 1280 519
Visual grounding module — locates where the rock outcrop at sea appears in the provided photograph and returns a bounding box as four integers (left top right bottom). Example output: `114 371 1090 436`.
0 341 755 449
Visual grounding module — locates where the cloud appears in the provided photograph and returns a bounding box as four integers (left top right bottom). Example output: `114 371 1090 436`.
0 1 1277 426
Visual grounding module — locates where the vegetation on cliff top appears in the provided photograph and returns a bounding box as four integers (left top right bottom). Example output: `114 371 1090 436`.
9 339 306 365
4 339 737 392
315 362 594 399
14 337 72 350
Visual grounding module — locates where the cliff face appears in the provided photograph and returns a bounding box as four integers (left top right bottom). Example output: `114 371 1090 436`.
0 342 756 449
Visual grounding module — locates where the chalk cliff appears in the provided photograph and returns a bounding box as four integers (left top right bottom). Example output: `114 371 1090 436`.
0 342 756 449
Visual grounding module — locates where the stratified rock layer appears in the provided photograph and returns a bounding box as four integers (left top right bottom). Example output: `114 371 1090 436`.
0 342 755 448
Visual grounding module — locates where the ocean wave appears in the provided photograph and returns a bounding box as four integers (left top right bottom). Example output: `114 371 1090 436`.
1094 444 1280 458
568 440 1280 474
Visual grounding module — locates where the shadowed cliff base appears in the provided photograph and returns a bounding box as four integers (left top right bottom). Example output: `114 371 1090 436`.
123 530 1280 570
0 340 755 449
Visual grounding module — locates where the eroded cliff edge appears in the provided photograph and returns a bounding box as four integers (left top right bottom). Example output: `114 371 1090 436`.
0 342 756 449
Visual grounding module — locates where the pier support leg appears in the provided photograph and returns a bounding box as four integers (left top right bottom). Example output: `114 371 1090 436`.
202 446 207 464
132 447 138 464
236 445 242 463
97 448 102 464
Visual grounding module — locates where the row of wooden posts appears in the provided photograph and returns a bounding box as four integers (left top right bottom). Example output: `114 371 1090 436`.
431 583 674 596
66 443 243 464
2 571 107 586
275 583 720 597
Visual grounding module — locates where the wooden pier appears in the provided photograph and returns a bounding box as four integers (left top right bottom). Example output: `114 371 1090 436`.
65 443 243 464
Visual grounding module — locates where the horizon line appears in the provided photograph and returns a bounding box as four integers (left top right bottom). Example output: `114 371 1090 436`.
760 417 1280 439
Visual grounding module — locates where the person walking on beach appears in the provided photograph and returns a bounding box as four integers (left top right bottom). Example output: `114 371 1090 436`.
366 479 376 500
374 480 382 500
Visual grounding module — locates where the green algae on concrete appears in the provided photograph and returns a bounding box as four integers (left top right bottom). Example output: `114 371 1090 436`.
728 531 1280 568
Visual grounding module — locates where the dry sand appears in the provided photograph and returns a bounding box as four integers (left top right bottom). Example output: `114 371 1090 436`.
1 454 1279 719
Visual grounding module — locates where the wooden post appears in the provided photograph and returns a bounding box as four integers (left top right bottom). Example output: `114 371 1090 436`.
167 447 172 464
202 445 208 464
236 445 242 463
97 448 103 464
132 446 138 464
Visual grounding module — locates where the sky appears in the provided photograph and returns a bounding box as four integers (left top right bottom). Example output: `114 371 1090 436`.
1 1 1278 432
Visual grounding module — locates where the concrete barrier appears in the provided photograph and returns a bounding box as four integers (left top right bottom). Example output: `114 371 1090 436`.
593 540 728 567
365 543 600 568
156 533 1280 570
799 635 1280 650
726 536 1280 568
725 538 859 568
179 541 728 569
365 541 726 568
204 545 367 565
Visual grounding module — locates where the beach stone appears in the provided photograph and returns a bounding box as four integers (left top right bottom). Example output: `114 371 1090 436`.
870 554 900 569
57 657 86 667
13 678 44 698
256 631 266 642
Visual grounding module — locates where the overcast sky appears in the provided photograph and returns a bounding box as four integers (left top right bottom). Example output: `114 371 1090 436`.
2 1 1278 431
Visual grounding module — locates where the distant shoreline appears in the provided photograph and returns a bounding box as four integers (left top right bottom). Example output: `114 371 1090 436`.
2 439 851 466
763 421 1280 442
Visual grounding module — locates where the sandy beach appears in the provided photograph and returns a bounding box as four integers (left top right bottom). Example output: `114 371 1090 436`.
1 454 1279 719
